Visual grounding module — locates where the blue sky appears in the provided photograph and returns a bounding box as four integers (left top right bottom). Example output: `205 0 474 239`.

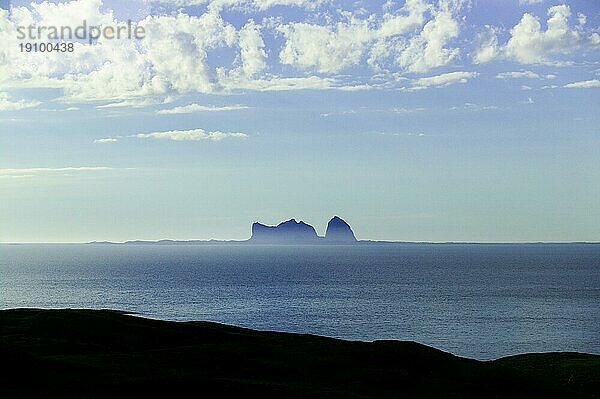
0 0 599 242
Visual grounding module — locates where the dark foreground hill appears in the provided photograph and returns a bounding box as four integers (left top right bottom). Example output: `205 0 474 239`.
0 309 598 399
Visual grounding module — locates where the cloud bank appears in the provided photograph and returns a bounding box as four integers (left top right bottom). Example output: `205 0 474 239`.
0 0 598 106
133 128 249 141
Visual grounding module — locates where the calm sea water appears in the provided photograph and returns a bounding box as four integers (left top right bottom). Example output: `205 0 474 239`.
1 244 598 360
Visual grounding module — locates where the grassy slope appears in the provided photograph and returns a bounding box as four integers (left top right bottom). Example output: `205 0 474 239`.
0 309 597 398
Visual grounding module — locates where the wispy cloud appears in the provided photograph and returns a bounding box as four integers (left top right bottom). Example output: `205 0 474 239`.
94 138 119 144
450 103 500 111
392 107 426 114
220 76 338 92
497 71 540 79
0 167 114 178
519 0 544 5
410 71 479 90
495 71 555 80
156 104 251 115
319 110 357 118
41 107 82 113
96 98 166 109
133 129 248 141
563 79 600 89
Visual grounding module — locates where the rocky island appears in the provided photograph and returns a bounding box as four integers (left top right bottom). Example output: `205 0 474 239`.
325 216 358 243
88 216 364 245
249 216 358 244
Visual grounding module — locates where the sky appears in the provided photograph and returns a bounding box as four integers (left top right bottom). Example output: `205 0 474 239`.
0 0 599 243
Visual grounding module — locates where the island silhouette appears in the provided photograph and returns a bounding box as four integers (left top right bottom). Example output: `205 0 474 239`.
91 216 361 245
250 216 357 243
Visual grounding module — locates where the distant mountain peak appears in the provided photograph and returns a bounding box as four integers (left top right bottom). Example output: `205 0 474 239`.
325 216 357 243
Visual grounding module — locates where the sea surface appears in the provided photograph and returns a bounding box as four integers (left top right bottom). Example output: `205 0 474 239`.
1 243 598 360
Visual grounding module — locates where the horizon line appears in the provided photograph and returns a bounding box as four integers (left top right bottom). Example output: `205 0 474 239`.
2 240 599 245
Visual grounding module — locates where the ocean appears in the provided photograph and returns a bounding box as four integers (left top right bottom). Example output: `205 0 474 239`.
1 243 598 360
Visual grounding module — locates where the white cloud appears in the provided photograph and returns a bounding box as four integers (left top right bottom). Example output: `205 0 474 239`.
368 0 429 70
157 103 250 114
472 25 499 64
0 174 36 180
237 20 268 78
476 5 589 65
2 2 145 100
0 93 41 111
319 109 356 118
396 9 460 73
450 102 500 111
392 106 426 113
335 84 374 92
3 1 123 88
2 2 240 100
140 11 237 94
133 128 248 141
278 18 372 74
251 0 324 10
411 71 478 89
146 0 325 11
3 0 394 101
0 167 113 175
94 138 118 143
218 74 338 92
563 79 600 89
96 98 166 109
2 0 595 105
505 5 582 64
496 71 540 79
519 0 543 5
496 71 557 80
380 0 430 35
278 0 460 74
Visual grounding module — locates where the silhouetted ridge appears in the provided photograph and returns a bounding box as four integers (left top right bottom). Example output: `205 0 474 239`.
251 219 319 243
325 216 357 243
1 309 597 398
250 216 358 244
